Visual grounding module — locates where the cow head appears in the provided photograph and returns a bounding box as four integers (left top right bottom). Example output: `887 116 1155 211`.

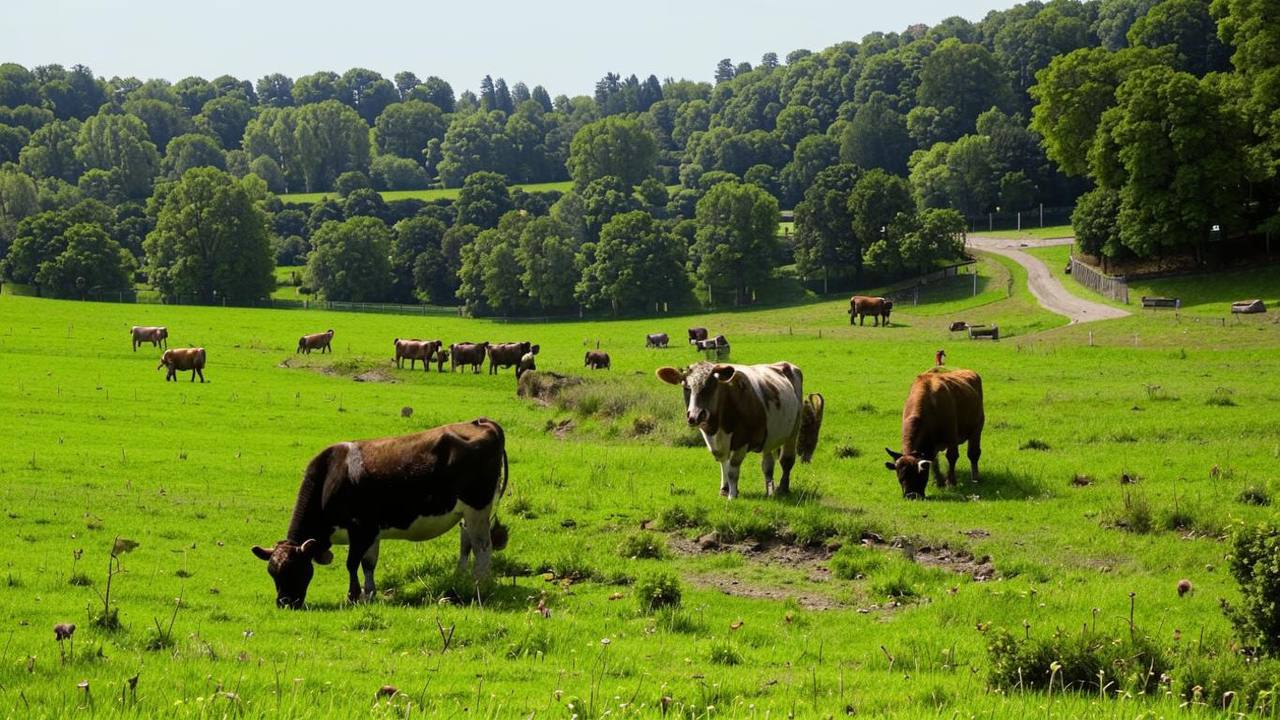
251 539 334 609
157 351 172 370
885 448 931 499
657 362 736 429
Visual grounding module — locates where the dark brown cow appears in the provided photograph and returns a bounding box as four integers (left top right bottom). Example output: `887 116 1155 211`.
584 350 610 370
646 333 670 348
687 327 709 345
657 362 824 498
394 339 442 371
434 349 448 372
488 342 534 375
158 348 206 382
696 334 730 351
885 368 984 499
251 418 509 608
131 326 168 351
450 342 489 373
515 351 538 380
297 329 334 354
849 296 893 326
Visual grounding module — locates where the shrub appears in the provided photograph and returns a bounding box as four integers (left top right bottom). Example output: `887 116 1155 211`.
709 640 743 665
636 571 682 612
986 623 1169 694
1019 438 1051 451
1207 388 1237 407
657 505 707 531
1107 492 1154 533
830 544 884 580
1237 484 1271 507
618 532 667 559
834 444 861 459
1224 522 1280 656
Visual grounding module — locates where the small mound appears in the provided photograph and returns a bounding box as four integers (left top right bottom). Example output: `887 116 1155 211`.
517 370 583 402
353 369 396 383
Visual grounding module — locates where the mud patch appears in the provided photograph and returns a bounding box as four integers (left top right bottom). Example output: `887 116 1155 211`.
687 572 842 611
278 357 398 383
871 536 995 581
670 534 834 582
353 369 396 383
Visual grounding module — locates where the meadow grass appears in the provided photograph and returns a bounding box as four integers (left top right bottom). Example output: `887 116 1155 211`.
973 224 1074 241
1 270 1278 717
278 180 576 205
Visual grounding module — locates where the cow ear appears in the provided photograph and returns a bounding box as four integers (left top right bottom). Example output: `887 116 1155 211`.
712 365 736 383
885 448 902 460
531 345 540 355
656 367 683 385
251 545 272 561
299 539 332 564
884 462 896 471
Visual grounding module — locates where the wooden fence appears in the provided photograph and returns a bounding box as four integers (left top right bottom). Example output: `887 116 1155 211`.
1069 256 1129 304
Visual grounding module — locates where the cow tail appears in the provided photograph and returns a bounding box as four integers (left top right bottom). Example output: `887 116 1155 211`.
798 393 825 463
490 435 510 552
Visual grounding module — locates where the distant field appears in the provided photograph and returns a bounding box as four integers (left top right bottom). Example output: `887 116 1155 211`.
279 181 575 205
971 224 1073 241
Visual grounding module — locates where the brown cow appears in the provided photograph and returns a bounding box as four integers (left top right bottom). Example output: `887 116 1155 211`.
849 296 893 326
450 342 489 373
656 361 824 498
434 349 448 372
131 326 168 351
394 339 442 371
251 418 509 607
646 333 670 348
584 350 611 370
515 351 538 380
884 368 984 499
159 348 206 383
688 327 709 345
488 342 534 375
297 329 334 355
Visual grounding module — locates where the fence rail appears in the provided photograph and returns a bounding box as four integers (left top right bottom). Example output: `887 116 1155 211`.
968 206 1073 232
1069 255 1129 304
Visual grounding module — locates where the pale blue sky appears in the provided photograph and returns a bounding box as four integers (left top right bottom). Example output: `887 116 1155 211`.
9 1 1015 96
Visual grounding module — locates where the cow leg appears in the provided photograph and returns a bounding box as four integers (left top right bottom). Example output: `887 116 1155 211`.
461 507 494 581
722 448 748 499
345 530 377 603
967 436 982 484
945 446 960 487
458 523 473 575
197 368 205 383
761 450 777 496
930 453 946 490
361 539 380 599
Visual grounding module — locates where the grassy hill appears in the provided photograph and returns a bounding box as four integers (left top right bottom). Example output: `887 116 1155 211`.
278 180 575 205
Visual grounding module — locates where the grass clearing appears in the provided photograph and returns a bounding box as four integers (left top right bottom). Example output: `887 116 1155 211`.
973 224 1073 241
278 180 575 205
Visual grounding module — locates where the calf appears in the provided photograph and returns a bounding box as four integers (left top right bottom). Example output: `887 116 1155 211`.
849 296 892 326
252 418 509 608
489 342 533 375
159 348 205 383
394 339 442 371
687 327 709 345
885 368 984 499
131 326 168 351
297 329 335 355
584 350 610 370
450 342 489 373
645 333 670 348
657 362 824 498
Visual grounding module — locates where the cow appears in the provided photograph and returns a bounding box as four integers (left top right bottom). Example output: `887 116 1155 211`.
297 329 335 355
251 418 509 608
450 342 489 373
884 368 984 499
158 348 206 383
394 339 442 371
584 350 611 370
516 351 537 380
130 326 168 351
688 327 709 345
656 362 824 499
434 349 448 372
646 333 670 348
488 342 533 375
849 296 893 326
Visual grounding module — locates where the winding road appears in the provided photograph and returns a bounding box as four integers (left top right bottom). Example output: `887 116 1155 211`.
967 236 1130 324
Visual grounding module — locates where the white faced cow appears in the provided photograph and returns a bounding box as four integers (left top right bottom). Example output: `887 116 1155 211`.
252 418 509 608
657 362 823 499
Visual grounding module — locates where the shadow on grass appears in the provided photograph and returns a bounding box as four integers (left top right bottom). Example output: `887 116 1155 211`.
928 467 1052 502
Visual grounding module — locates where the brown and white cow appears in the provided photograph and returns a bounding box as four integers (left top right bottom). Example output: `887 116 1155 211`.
252 418 509 608
158 348 206 382
131 326 168 351
646 333 670 348
489 342 534 375
885 368 984 499
657 362 824 499
584 350 610 370
688 327 709 345
516 351 538 380
297 329 334 354
450 342 489 373
394 339 443 371
849 296 893 326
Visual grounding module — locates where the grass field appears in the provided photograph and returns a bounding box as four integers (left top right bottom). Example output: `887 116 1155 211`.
278 181 576 206
973 225 1074 241
2 262 1279 717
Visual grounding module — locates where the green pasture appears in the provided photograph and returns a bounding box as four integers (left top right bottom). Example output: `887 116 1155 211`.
278 181 576 206
971 225 1074 241
1 266 1279 717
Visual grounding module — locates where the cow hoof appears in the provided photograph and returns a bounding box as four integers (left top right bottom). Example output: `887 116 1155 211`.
719 486 730 497
775 486 791 497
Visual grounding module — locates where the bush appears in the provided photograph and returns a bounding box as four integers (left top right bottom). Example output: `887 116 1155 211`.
618 532 667 559
636 571 682 612
1224 522 1280 656
830 544 884 580
1107 492 1154 533
709 640 743 665
657 505 707 531
986 623 1169 694
1237 484 1271 507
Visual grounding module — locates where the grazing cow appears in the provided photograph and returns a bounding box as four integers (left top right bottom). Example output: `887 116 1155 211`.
251 418 509 608
656 361 824 498
130 326 168 351
434 349 448 372
516 351 537 380
158 348 206 383
884 368 984 499
394 339 442 371
849 296 893 326
488 342 533 375
646 333 670 348
584 350 610 370
297 329 335 355
687 327 709 345
450 342 489 373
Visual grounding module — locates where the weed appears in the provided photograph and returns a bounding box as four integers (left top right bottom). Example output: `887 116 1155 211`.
630 414 657 436
1107 492 1154 533
617 532 667 560
1207 387 1237 407
834 444 861 459
830 545 884 580
1237 484 1271 506
1019 438 1051 451
657 505 707 531
636 571 682 612
986 616 1169 694
709 640 743 665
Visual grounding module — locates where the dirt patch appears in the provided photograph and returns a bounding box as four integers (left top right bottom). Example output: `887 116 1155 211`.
545 418 575 439
669 534 834 582
518 371 583 403
279 357 397 383
871 536 995 581
686 572 842 611
353 369 397 383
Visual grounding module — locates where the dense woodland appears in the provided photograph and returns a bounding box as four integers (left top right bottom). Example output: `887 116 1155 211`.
0 0 1276 312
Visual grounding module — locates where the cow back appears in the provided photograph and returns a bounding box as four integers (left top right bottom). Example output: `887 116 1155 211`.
902 369 984 453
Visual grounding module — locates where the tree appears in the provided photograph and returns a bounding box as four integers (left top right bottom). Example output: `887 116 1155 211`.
339 68 399 124
121 98 191 151
917 39 1012 137
455 171 512 228
577 210 689 312
390 215 446 302
293 100 370 192
1094 0 1161 50
414 223 475 304
866 207 966 274
518 216 579 310
944 135 999 215
292 71 342 105
374 100 446 162
567 116 658 189
580 176 640 240
793 164 863 288
779 134 840 207
393 71 421 99
144 167 274 302
437 111 512 186
163 134 226 177
848 170 916 257
33 222 134 297
74 110 160 199
1071 187 1124 258
841 94 912 176
173 76 217 115
692 181 780 305
256 73 294 108
198 95 253 149
306 216 393 301
370 156 429 190
0 63 41 108
409 76 455 113
457 211 530 314
0 165 39 248
1129 0 1231 76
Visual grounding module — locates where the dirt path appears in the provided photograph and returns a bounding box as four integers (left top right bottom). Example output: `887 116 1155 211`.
968 236 1130 324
